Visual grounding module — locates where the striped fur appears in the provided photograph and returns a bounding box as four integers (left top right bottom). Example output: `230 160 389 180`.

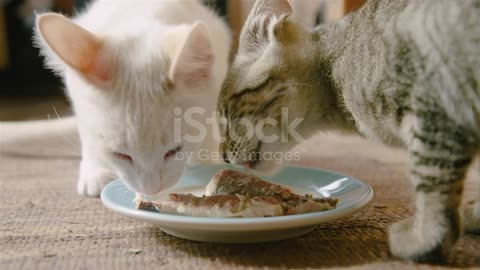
219 0 480 262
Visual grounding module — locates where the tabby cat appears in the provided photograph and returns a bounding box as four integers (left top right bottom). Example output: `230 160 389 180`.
217 0 480 262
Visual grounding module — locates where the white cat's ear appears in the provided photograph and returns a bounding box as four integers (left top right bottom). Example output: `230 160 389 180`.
36 13 112 86
169 22 214 90
240 0 292 50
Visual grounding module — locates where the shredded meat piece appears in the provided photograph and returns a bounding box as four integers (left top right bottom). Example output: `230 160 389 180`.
136 169 338 217
136 193 283 217
206 169 338 213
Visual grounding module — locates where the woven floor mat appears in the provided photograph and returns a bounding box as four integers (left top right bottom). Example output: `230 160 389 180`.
1 133 479 269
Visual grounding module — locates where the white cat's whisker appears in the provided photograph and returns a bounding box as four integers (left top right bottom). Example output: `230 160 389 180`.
45 115 81 154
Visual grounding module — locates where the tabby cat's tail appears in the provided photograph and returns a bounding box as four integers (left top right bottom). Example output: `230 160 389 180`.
0 117 81 158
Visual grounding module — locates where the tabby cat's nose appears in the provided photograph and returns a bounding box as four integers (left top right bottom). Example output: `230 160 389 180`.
222 152 230 163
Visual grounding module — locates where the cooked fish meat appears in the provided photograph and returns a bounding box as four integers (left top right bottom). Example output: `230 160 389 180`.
135 169 339 217
206 169 338 212
284 198 336 215
136 193 283 218
205 169 298 200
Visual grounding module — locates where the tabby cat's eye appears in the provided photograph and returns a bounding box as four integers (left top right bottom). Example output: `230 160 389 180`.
235 77 272 97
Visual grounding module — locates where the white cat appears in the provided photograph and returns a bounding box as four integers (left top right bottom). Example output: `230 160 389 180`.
33 0 231 196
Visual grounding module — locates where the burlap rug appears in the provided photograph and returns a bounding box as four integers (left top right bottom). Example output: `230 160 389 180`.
0 126 479 269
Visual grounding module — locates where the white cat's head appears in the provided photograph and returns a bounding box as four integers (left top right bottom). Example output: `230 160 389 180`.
35 14 217 195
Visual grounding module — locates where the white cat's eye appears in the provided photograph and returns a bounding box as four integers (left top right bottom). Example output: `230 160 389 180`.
164 146 182 160
113 152 133 164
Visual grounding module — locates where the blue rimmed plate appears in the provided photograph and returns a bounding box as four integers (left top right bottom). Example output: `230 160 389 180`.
101 164 373 243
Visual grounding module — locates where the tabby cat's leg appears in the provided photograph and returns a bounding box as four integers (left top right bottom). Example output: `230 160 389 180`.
389 111 475 262
463 200 480 234
462 161 480 234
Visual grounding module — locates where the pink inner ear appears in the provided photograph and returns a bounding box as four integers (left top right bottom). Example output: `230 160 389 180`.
169 22 214 88
190 52 214 80
37 14 112 85
176 51 214 87
86 52 112 82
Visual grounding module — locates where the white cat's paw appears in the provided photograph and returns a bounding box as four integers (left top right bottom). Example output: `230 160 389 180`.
389 216 457 263
77 165 115 197
464 201 480 234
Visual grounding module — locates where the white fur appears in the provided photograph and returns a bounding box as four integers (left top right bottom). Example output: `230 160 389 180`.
34 0 230 196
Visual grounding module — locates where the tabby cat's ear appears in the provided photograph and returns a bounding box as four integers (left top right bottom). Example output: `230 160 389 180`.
240 0 292 51
36 13 112 87
169 22 214 90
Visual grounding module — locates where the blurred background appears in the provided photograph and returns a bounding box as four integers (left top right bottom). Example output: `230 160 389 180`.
0 0 365 121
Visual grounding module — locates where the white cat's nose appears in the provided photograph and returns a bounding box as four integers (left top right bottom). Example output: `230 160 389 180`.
137 181 163 195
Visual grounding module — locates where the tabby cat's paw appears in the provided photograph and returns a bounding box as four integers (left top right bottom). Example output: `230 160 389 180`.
77 162 115 197
389 217 456 263
463 201 480 234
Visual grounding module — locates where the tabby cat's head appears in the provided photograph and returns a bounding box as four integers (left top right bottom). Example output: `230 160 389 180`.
218 0 318 173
